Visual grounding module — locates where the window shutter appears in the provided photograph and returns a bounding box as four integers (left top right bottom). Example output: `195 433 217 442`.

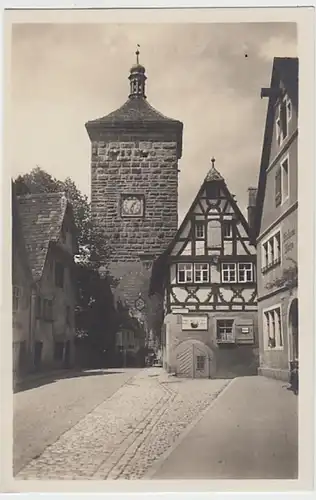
275 168 282 207
207 220 222 248
234 317 254 344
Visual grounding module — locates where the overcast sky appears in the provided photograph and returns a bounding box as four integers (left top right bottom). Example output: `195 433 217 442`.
11 22 297 223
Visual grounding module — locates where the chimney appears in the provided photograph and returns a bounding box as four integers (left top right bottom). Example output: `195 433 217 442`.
247 187 257 236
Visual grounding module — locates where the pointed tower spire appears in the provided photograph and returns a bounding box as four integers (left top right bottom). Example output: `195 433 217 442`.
205 156 224 181
129 45 147 99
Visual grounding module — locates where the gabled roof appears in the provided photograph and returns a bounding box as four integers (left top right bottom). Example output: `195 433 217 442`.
149 162 252 295
12 184 33 284
253 57 299 240
17 192 71 281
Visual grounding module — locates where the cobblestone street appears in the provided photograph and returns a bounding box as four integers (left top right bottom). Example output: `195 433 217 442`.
15 368 229 480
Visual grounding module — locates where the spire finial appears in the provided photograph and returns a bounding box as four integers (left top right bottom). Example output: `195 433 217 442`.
211 156 216 167
136 44 140 65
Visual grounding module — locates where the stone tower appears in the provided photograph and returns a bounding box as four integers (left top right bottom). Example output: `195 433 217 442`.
85 50 183 341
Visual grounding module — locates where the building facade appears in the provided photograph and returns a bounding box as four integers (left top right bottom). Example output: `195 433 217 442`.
12 188 34 384
254 57 298 381
86 51 183 344
16 192 78 373
155 160 258 379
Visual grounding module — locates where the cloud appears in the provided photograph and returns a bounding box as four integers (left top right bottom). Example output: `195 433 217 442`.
10 22 297 224
259 34 297 61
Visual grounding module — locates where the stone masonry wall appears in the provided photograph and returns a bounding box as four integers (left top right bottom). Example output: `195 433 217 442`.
90 135 180 339
91 139 179 261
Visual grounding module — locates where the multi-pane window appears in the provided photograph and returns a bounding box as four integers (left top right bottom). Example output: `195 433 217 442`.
195 222 205 240
238 263 253 282
55 262 64 288
221 263 237 283
196 355 205 371
194 263 209 283
262 231 281 272
13 286 22 312
177 264 193 283
217 319 234 343
263 306 283 349
221 263 253 283
223 221 232 238
177 263 209 283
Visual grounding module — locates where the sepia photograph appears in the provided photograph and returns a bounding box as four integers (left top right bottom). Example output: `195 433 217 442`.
1 5 315 495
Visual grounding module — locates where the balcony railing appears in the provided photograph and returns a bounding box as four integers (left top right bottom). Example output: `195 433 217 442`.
217 333 235 344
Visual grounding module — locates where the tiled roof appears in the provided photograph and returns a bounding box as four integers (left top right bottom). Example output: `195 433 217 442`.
86 97 182 127
12 185 33 283
17 192 68 280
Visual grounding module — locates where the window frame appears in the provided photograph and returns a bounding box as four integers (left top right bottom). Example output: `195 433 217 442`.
195 221 205 240
237 263 254 283
177 263 193 284
196 355 206 371
223 221 233 239
194 263 210 283
276 95 291 147
216 319 235 343
280 155 290 205
261 229 282 273
263 304 283 350
221 263 237 283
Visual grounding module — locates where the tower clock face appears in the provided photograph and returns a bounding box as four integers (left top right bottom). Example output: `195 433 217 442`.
121 195 144 217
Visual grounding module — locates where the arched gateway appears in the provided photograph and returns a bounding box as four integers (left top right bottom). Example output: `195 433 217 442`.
174 339 215 379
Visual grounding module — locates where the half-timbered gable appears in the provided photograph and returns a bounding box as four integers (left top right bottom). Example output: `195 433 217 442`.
160 159 259 379
167 159 257 316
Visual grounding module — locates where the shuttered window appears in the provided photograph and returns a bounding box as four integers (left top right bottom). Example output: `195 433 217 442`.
207 220 222 248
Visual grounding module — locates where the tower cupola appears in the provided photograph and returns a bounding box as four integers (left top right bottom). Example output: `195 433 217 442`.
129 46 147 99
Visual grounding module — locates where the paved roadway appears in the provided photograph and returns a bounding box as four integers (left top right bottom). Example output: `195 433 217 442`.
14 368 139 475
150 376 298 480
14 370 298 481
14 368 228 480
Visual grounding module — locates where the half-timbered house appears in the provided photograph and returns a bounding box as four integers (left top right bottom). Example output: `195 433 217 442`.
152 159 259 378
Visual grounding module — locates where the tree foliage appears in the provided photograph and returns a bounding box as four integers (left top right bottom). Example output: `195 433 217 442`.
14 167 118 358
14 167 111 267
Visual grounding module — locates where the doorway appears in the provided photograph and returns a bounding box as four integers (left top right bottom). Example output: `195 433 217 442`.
289 298 299 360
